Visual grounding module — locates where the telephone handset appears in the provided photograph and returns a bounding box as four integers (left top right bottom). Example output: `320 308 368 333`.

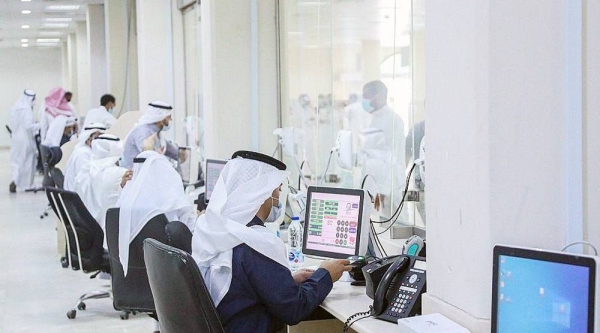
370 255 426 323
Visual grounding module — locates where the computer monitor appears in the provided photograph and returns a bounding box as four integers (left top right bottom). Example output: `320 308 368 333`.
205 159 227 203
302 186 370 259
492 245 599 333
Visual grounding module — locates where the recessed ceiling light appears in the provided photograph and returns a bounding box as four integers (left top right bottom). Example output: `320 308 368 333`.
45 5 80 11
21 25 30 29
45 17 73 22
21 38 28 42
21 10 32 14
22 44 29 48
42 23 69 28
36 38 60 43
21 0 31 2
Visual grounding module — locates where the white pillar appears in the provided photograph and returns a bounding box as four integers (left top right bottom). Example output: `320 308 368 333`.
75 20 91 116
66 33 78 96
584 1 600 250
105 0 139 113
136 0 174 107
87 4 107 109
423 1 579 331
201 0 278 159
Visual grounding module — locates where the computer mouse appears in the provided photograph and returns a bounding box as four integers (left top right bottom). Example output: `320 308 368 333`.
347 255 367 267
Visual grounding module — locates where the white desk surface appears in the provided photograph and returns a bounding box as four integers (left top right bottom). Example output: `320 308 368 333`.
303 256 399 333
321 281 398 332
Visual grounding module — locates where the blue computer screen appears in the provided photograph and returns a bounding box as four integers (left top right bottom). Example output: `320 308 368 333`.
497 255 590 332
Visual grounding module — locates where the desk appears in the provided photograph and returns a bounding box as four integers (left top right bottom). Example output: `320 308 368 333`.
301 256 399 333
320 281 398 333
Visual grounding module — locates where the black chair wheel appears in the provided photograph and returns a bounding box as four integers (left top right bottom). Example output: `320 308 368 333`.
40 215 44 219
67 310 76 319
120 312 129 320
60 257 68 268
77 303 86 311
44 212 49 216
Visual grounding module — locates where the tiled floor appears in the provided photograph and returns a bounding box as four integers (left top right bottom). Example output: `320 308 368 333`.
0 150 154 332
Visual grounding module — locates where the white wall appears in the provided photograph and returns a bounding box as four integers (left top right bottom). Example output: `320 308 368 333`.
584 1 600 250
75 21 91 116
0 48 63 148
202 0 279 160
87 4 108 110
424 1 579 331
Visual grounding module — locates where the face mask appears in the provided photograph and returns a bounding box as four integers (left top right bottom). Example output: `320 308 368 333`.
162 122 172 131
362 99 374 113
107 108 114 115
265 196 283 222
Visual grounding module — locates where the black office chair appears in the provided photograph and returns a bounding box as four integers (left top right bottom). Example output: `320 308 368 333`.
105 208 192 320
40 146 64 219
144 239 225 333
46 187 111 319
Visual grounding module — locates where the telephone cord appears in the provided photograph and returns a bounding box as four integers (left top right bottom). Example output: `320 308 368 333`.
342 306 373 333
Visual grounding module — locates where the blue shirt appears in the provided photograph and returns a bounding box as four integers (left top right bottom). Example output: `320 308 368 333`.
217 217 333 333
121 123 178 168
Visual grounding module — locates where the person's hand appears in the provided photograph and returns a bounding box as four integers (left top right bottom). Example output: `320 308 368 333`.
292 268 315 284
120 169 133 188
179 149 188 163
319 259 352 283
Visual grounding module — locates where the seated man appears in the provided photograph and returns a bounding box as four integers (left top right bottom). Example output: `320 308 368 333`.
192 151 351 333
75 134 128 239
115 150 196 276
63 123 106 191
121 101 185 169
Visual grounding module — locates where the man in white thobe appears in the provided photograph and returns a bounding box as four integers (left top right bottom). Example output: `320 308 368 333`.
83 94 117 129
63 123 106 191
9 90 39 192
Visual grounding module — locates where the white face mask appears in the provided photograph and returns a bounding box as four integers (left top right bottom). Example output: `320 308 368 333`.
162 122 172 131
265 196 283 222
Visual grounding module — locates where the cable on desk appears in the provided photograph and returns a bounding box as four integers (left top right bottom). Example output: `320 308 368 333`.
342 306 373 333
562 241 599 255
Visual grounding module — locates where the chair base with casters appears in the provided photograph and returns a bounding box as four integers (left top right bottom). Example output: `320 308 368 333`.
45 188 113 320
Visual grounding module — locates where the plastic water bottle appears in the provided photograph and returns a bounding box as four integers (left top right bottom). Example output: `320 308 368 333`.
288 216 305 271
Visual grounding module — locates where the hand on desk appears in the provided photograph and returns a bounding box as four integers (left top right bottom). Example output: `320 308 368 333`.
319 259 352 283
293 268 316 284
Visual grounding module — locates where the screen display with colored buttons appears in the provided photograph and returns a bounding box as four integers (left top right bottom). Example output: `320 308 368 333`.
305 192 361 255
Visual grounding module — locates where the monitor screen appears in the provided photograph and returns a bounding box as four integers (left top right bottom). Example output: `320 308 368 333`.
303 187 366 259
205 159 227 202
492 246 596 333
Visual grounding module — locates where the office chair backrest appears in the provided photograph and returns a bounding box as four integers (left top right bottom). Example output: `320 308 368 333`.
106 208 194 313
41 145 64 188
144 239 225 333
46 187 105 272
106 208 168 312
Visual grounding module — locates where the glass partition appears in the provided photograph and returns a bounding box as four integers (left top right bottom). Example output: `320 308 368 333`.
279 0 426 229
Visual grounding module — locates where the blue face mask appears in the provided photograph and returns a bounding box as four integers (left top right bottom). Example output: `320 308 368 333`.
362 99 374 113
265 196 283 222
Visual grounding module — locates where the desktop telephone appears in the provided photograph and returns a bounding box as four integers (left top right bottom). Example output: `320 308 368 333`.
362 255 427 323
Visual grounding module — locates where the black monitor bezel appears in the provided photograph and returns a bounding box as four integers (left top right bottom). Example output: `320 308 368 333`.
491 245 596 333
302 186 365 259
204 159 228 203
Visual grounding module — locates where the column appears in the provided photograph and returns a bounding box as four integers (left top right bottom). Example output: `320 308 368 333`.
87 4 107 107
423 0 579 331
75 20 91 115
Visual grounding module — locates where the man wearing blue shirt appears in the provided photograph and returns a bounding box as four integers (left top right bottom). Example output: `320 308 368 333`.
192 151 350 332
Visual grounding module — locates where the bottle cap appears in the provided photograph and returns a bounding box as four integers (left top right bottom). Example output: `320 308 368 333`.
292 216 300 221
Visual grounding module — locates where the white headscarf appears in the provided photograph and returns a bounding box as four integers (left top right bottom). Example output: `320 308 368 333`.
137 101 172 125
78 122 107 145
75 134 124 229
191 157 290 306
9 90 36 129
42 115 76 147
116 150 196 275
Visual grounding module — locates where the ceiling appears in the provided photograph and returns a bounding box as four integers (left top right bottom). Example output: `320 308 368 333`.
0 0 102 49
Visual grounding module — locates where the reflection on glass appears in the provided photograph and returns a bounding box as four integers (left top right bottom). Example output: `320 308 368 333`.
280 0 425 228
